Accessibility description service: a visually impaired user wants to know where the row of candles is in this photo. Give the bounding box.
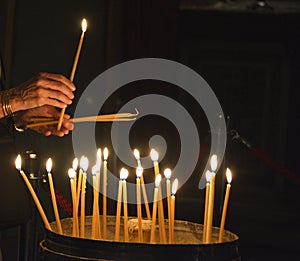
[14,149,232,244]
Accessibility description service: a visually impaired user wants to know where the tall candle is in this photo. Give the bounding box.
[114,169,124,241]
[150,174,161,243]
[103,147,108,239]
[170,178,178,244]
[150,149,166,243]
[136,166,143,242]
[58,18,87,130]
[46,158,62,234]
[206,154,218,243]
[134,149,151,220]
[15,155,52,231]
[202,170,212,243]
[121,168,129,242]
[68,168,78,237]
[164,168,172,243]
[72,158,78,189]
[218,168,232,242]
[76,156,85,214]
[80,156,88,238]
[91,165,100,239]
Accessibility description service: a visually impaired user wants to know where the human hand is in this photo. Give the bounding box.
[13,105,74,137]
[8,72,75,113]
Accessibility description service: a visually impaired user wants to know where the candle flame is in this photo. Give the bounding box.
[103,147,109,161]
[226,168,232,184]
[81,18,87,33]
[97,148,102,160]
[46,158,52,173]
[92,165,98,176]
[72,158,78,170]
[136,166,143,178]
[133,149,140,160]
[15,154,21,170]
[80,156,89,172]
[68,168,76,179]
[164,168,172,179]
[120,167,129,180]
[210,154,218,172]
[172,178,179,195]
[155,174,162,188]
[205,170,212,183]
[150,149,159,162]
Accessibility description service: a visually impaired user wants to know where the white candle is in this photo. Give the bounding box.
[121,168,129,242]
[91,165,101,239]
[46,158,62,234]
[202,170,212,243]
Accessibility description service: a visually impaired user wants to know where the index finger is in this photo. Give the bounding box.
[39,72,76,91]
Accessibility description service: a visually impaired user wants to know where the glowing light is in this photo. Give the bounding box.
[120,168,129,180]
[46,158,52,173]
[81,18,87,33]
[72,158,78,170]
[133,149,140,160]
[164,168,172,180]
[103,147,109,161]
[15,154,21,170]
[226,168,232,184]
[136,166,143,178]
[150,149,159,162]
[205,170,212,183]
[210,154,218,172]
[172,178,178,195]
[155,174,162,188]
[68,168,76,179]
[80,156,89,172]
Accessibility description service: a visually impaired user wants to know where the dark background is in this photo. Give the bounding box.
[1,0,300,260]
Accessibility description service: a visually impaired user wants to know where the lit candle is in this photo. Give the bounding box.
[76,156,85,215]
[134,149,151,220]
[80,156,88,238]
[46,158,62,234]
[136,166,143,242]
[164,168,172,243]
[103,147,108,239]
[150,174,161,243]
[15,155,52,231]
[68,168,78,237]
[58,18,87,130]
[72,158,78,188]
[170,178,178,244]
[91,165,101,239]
[218,168,232,242]
[206,154,218,243]
[202,170,212,243]
[114,168,125,241]
[122,168,129,242]
[150,149,166,243]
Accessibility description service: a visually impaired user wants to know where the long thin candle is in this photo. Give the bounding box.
[114,177,123,241]
[170,178,178,244]
[80,157,88,238]
[15,155,52,231]
[46,158,62,234]
[134,149,151,220]
[103,147,108,239]
[58,18,87,130]
[91,166,98,239]
[202,171,212,243]
[136,167,143,242]
[218,168,232,242]
[68,168,78,237]
[164,168,172,243]
[205,155,218,243]
[122,168,129,242]
[150,174,161,243]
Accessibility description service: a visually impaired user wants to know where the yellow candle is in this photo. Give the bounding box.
[219,168,232,242]
[76,156,85,214]
[202,171,212,243]
[134,149,151,220]
[91,165,98,239]
[58,18,87,130]
[150,149,166,244]
[114,176,123,241]
[46,158,62,234]
[80,156,88,238]
[205,154,218,243]
[72,158,78,190]
[103,147,108,239]
[95,149,102,239]
[136,167,143,242]
[122,168,129,242]
[150,174,161,243]
[164,168,172,243]
[15,155,52,231]
[68,168,78,237]
[170,178,178,244]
